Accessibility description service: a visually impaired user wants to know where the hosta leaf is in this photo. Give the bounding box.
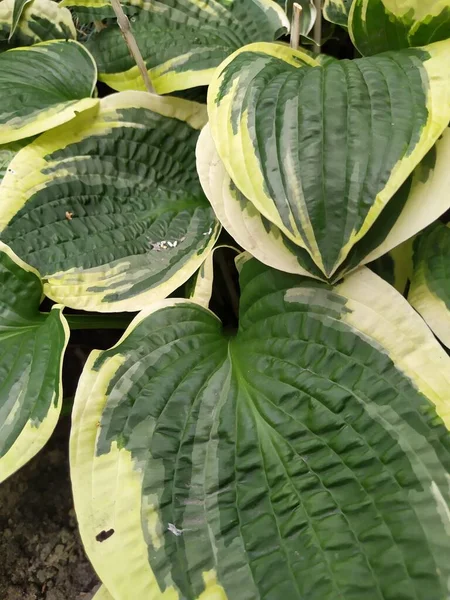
[93,586,114,600]
[0,138,33,185]
[197,124,324,280]
[71,256,450,600]
[409,222,450,349]
[367,238,413,294]
[349,0,450,56]
[78,0,289,94]
[186,244,239,309]
[0,0,76,48]
[0,242,69,483]
[10,0,33,38]
[323,0,353,26]
[0,91,220,312]
[283,0,317,35]
[359,128,450,267]
[208,41,450,279]
[0,39,98,144]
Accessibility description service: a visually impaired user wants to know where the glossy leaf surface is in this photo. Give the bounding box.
[0,92,220,312]
[71,257,450,600]
[0,242,69,483]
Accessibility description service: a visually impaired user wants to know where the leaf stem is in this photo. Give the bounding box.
[313,0,322,54]
[109,0,155,93]
[290,3,303,50]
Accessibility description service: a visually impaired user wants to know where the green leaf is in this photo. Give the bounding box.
[409,221,450,349]
[71,256,450,599]
[75,0,290,93]
[323,0,354,26]
[367,238,413,294]
[186,244,239,309]
[354,128,450,270]
[93,586,114,600]
[0,138,33,185]
[9,0,33,39]
[283,0,317,36]
[0,0,76,49]
[0,39,98,144]
[0,91,220,312]
[208,41,450,279]
[349,0,450,56]
[0,242,69,483]
[197,123,325,281]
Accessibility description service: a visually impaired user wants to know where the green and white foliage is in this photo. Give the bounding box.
[0,0,76,49]
[409,222,450,349]
[279,0,317,37]
[62,0,289,94]
[0,242,69,483]
[349,0,450,56]
[207,41,450,281]
[71,256,450,600]
[323,0,354,27]
[0,39,98,143]
[0,91,220,312]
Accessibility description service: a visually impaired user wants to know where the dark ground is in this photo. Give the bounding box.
[0,327,125,600]
[0,416,101,600]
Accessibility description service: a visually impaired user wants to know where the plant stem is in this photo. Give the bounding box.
[290,3,303,50]
[109,0,155,93]
[313,0,322,54]
[62,314,133,330]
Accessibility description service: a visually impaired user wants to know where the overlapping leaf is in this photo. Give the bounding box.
[0,242,69,483]
[409,222,450,349]
[197,123,324,280]
[0,91,220,312]
[0,0,76,49]
[323,0,353,26]
[71,256,450,600]
[349,0,450,56]
[0,39,98,144]
[208,41,450,280]
[63,0,290,94]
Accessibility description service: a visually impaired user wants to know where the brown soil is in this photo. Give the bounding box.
[0,416,101,600]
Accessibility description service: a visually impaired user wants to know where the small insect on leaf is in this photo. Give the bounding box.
[95,529,115,542]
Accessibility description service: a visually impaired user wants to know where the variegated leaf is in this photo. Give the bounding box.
[0,0,76,49]
[0,39,98,144]
[71,256,450,600]
[349,0,450,56]
[63,0,289,94]
[409,221,450,349]
[323,0,354,26]
[0,242,69,483]
[196,124,324,280]
[208,41,450,279]
[0,92,220,312]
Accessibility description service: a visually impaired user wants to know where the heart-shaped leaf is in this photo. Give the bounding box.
[0,39,98,144]
[349,0,450,56]
[0,0,76,49]
[208,41,450,279]
[0,242,69,483]
[197,123,325,280]
[64,0,289,93]
[409,221,450,349]
[0,91,220,312]
[71,256,450,599]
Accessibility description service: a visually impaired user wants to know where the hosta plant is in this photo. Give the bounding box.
[1,0,450,599]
